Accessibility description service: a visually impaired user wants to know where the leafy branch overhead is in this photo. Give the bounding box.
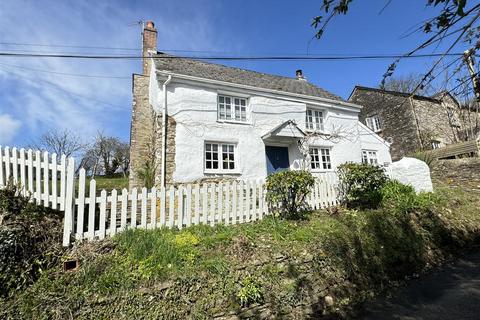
[312,0,480,98]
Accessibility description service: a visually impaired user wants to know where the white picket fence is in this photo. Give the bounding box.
[0,146,340,246]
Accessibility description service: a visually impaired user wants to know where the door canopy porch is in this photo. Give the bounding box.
[262,120,306,144]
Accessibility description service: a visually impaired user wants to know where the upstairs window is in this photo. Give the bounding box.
[310,147,332,170]
[431,140,441,149]
[366,115,382,132]
[306,108,324,131]
[362,150,378,165]
[205,142,236,172]
[218,95,247,122]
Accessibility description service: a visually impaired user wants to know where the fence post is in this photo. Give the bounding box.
[62,157,75,246]
[0,146,4,186]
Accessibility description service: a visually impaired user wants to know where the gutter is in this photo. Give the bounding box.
[161,75,172,188]
[155,71,362,112]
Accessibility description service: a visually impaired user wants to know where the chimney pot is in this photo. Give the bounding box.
[296,69,306,81]
[145,20,155,30]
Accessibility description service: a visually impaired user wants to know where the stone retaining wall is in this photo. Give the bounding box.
[431,158,480,187]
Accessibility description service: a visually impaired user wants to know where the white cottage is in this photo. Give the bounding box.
[129,21,391,188]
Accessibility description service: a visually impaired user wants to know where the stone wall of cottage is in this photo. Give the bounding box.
[411,98,462,148]
[350,90,422,160]
[129,74,155,189]
[129,74,177,189]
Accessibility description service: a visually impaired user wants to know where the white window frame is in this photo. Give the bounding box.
[204,142,239,174]
[309,147,332,171]
[431,140,441,149]
[365,115,382,133]
[217,94,248,123]
[362,150,378,165]
[305,107,325,132]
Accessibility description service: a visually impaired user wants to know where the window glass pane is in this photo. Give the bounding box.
[206,161,212,169]
[219,96,224,103]
[213,161,218,169]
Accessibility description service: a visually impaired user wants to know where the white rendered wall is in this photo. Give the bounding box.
[386,157,433,192]
[154,79,392,183]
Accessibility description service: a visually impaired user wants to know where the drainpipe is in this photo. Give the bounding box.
[161,75,172,188]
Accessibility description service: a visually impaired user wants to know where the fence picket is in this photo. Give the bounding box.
[238,181,244,224]
[12,147,18,185]
[43,151,49,207]
[19,149,26,195]
[76,168,86,240]
[87,179,96,240]
[217,182,223,224]
[110,189,118,236]
[251,180,257,221]
[194,184,200,225]
[258,180,264,219]
[51,154,58,210]
[141,187,147,228]
[177,185,184,229]
[27,149,33,195]
[209,183,216,226]
[62,157,75,246]
[35,151,41,204]
[99,190,107,240]
[5,147,10,184]
[224,182,230,225]
[150,187,157,229]
[168,185,175,228]
[59,155,66,211]
[232,181,238,225]
[202,183,208,225]
[131,188,138,228]
[160,186,166,226]
[185,184,192,227]
[121,188,128,230]
[245,181,251,223]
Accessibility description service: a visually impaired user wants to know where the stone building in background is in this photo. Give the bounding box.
[348,86,476,160]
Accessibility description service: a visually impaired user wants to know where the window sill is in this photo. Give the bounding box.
[217,120,251,126]
[305,129,327,135]
[311,169,334,173]
[204,170,242,175]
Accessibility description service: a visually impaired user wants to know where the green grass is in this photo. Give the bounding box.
[2,181,480,319]
[86,175,129,191]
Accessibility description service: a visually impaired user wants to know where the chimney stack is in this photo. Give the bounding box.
[142,20,157,75]
[295,69,306,81]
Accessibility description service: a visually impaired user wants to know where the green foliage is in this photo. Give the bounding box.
[337,163,389,208]
[410,151,437,169]
[265,170,315,219]
[0,181,64,297]
[237,276,263,306]
[136,158,156,189]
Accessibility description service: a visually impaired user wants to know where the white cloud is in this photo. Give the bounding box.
[0,113,21,145]
[0,0,241,145]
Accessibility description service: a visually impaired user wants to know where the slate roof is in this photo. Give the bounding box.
[349,86,440,103]
[153,52,345,102]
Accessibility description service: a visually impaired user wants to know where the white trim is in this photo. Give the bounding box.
[203,141,240,175]
[156,71,362,113]
[309,146,332,172]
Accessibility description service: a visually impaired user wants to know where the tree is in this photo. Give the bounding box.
[81,133,129,177]
[381,73,429,95]
[311,1,480,96]
[30,129,87,158]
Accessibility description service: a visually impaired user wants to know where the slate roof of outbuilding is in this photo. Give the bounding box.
[153,52,345,102]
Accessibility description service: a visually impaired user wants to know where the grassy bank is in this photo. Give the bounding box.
[2,181,480,319]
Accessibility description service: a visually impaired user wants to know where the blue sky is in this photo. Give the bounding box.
[0,0,469,146]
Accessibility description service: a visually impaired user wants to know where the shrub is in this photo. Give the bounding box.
[265,170,315,219]
[380,180,436,214]
[337,163,389,208]
[410,151,436,168]
[0,182,64,297]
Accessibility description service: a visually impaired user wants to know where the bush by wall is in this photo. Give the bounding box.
[265,170,315,219]
[337,163,389,208]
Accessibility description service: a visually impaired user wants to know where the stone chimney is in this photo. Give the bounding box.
[142,20,157,75]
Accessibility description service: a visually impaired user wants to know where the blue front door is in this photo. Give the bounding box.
[265,146,290,175]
